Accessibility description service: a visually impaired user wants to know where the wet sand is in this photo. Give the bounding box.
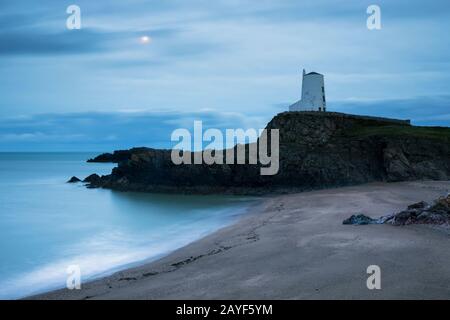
[31,181,450,299]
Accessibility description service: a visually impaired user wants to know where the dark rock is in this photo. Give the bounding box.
[83,174,102,184]
[429,195,450,212]
[416,211,448,224]
[87,153,115,163]
[389,209,417,226]
[67,176,81,183]
[407,201,428,210]
[87,147,150,163]
[388,194,450,226]
[344,194,450,227]
[343,214,378,225]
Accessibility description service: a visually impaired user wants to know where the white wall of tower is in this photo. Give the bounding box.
[300,73,326,111]
[289,70,326,112]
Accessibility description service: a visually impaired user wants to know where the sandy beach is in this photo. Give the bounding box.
[31,181,450,300]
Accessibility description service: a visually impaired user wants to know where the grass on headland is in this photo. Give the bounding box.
[346,125,450,141]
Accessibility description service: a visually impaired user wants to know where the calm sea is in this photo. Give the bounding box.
[0,152,254,299]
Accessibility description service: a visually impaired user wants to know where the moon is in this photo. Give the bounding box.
[139,36,151,44]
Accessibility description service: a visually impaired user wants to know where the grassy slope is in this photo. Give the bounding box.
[346,125,450,141]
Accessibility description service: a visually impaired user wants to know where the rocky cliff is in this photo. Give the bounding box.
[84,112,450,194]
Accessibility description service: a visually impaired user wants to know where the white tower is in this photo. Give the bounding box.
[289,69,326,112]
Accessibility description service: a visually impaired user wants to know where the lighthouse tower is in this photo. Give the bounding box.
[289,69,326,112]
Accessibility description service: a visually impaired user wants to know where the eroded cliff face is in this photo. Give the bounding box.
[266,112,450,186]
[85,112,450,194]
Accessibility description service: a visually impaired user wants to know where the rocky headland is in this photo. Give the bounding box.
[80,111,450,195]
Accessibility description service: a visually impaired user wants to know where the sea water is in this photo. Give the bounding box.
[0,152,254,299]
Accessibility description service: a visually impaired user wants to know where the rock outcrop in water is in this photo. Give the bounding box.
[67,176,81,183]
[83,112,450,194]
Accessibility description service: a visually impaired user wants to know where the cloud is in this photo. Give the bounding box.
[331,95,450,126]
[0,0,449,123]
[0,110,266,151]
[0,29,105,55]
[0,27,181,56]
[1,95,449,152]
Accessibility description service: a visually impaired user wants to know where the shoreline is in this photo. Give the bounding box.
[30,181,450,300]
[14,196,257,300]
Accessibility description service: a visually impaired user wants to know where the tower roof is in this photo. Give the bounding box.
[305,71,322,76]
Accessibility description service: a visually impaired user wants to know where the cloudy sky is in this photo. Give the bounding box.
[1,0,449,151]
